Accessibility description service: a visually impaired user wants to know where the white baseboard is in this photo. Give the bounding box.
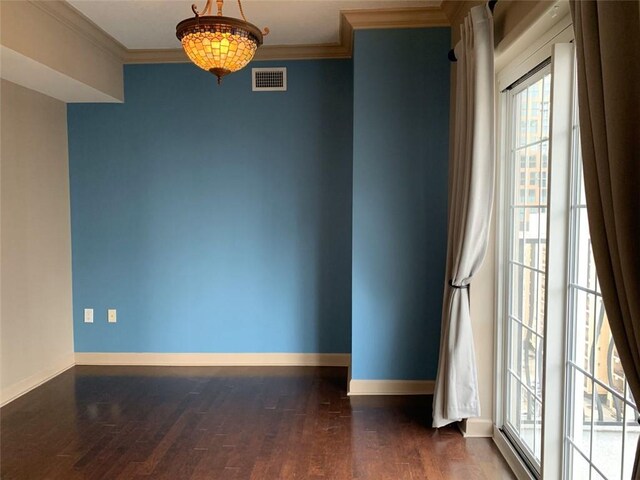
[1,353,75,407]
[74,352,351,367]
[458,418,494,438]
[492,425,535,480]
[348,379,434,395]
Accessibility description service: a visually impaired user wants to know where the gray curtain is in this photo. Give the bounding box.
[570,1,640,477]
[432,4,495,428]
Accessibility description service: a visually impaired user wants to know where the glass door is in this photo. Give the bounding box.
[502,63,552,475]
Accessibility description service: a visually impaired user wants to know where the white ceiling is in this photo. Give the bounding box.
[68,0,442,49]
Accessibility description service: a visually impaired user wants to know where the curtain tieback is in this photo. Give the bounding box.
[449,280,470,289]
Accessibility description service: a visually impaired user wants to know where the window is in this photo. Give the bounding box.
[529,119,539,135]
[498,43,638,480]
[542,101,550,137]
[530,172,539,186]
[564,71,640,480]
[518,189,526,204]
[502,66,551,473]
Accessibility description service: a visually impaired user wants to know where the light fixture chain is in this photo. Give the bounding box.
[237,0,248,22]
[191,0,213,16]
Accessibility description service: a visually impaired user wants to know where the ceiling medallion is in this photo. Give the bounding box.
[176,0,269,84]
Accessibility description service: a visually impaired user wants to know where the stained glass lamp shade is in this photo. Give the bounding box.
[176,0,266,84]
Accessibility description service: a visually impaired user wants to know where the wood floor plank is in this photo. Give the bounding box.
[1,366,515,480]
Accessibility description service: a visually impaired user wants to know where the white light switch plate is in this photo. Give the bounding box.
[108,309,117,323]
[84,308,94,323]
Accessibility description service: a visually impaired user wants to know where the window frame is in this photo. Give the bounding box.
[500,64,553,476]
[493,16,575,480]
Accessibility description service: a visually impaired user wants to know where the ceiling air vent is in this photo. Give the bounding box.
[252,67,287,91]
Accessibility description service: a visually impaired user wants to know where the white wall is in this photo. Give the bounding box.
[1,79,75,405]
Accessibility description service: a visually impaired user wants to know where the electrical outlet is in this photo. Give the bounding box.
[84,308,94,323]
[108,309,117,323]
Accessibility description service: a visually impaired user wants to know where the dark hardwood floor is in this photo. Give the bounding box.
[1,366,514,479]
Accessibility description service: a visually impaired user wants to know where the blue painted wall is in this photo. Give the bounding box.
[68,61,353,353]
[351,28,450,380]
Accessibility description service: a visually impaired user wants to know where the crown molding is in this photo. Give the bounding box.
[49,2,451,64]
[28,0,127,63]
[339,13,355,59]
[256,43,351,61]
[341,6,449,30]
[124,43,352,64]
[125,49,188,64]
[440,0,458,22]
[121,6,451,64]
[440,0,467,26]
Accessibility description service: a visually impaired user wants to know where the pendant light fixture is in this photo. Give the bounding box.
[176,0,269,85]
